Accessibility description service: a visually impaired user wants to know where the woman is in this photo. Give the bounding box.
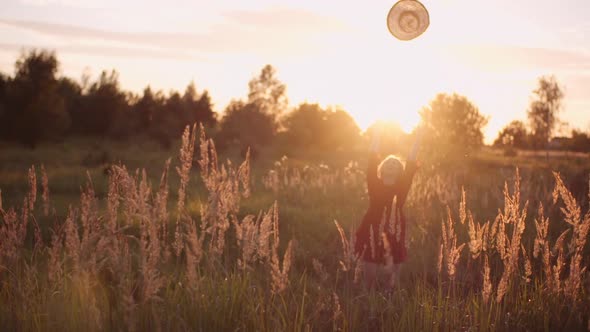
[355,126,420,289]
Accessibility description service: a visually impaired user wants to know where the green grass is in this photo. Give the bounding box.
[1,140,590,331]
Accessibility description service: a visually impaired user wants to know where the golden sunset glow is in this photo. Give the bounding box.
[1,0,589,140]
[3,1,590,330]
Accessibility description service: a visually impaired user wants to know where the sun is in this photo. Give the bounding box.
[333,21,450,134]
[280,0,462,135]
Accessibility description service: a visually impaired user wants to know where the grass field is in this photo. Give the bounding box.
[1,127,590,331]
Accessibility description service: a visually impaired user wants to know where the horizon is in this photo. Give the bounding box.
[1,0,589,142]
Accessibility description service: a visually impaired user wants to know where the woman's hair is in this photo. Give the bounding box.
[377,155,404,186]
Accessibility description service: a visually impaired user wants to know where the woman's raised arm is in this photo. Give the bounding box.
[397,130,422,207]
[407,128,423,162]
[367,127,383,193]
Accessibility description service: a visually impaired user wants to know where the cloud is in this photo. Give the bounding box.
[442,44,590,72]
[222,7,346,32]
[0,42,208,62]
[0,7,347,58]
[18,0,115,9]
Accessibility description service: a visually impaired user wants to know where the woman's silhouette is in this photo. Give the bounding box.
[355,125,420,289]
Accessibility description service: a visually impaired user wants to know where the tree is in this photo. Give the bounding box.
[569,130,590,152]
[282,103,326,147]
[58,77,83,134]
[247,64,288,117]
[282,103,361,152]
[182,82,216,127]
[75,70,129,138]
[494,120,529,149]
[419,93,489,160]
[0,73,9,140]
[322,107,361,151]
[217,100,277,152]
[527,75,564,150]
[135,86,162,131]
[216,65,287,153]
[4,50,70,147]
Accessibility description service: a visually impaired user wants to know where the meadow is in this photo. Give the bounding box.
[1,125,590,331]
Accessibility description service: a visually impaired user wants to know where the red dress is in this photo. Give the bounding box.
[354,152,417,264]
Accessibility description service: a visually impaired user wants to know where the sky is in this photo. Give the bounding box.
[1,0,589,142]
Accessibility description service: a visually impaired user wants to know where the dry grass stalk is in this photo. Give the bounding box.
[334,220,351,271]
[468,212,488,259]
[102,164,164,303]
[272,200,279,246]
[258,209,274,262]
[174,125,197,257]
[237,148,251,198]
[233,207,273,271]
[47,225,64,285]
[78,175,103,276]
[155,159,172,262]
[119,240,137,332]
[270,239,294,294]
[104,166,122,265]
[262,159,362,196]
[333,292,342,324]
[522,245,532,283]
[501,169,522,224]
[28,165,37,210]
[533,204,553,289]
[106,166,121,225]
[21,199,30,245]
[233,214,253,270]
[139,211,163,303]
[483,254,492,303]
[487,215,500,254]
[441,207,465,281]
[176,124,197,215]
[64,206,81,272]
[496,172,528,303]
[31,214,44,254]
[194,125,251,264]
[40,164,49,216]
[495,216,507,260]
[0,208,21,266]
[552,172,581,230]
[72,270,103,329]
[198,123,213,187]
[552,229,569,294]
[552,172,590,300]
[79,174,100,255]
[0,124,291,329]
[334,220,361,282]
[459,187,467,225]
[185,216,204,284]
[437,243,443,276]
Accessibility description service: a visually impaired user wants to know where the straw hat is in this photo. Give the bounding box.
[386,0,430,41]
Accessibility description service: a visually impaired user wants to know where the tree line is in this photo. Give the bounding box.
[0,50,215,149]
[2,49,585,159]
[494,76,590,153]
[0,50,362,155]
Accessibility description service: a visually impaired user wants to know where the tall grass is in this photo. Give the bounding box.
[1,126,589,331]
